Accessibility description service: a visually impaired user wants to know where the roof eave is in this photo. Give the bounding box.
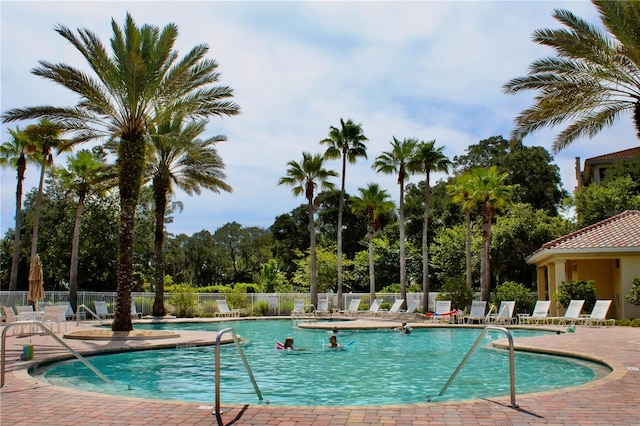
[526,246,640,265]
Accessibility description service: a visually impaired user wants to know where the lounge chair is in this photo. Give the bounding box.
[464,300,487,324]
[403,300,420,315]
[291,299,306,315]
[94,301,114,319]
[584,300,615,327]
[427,300,453,322]
[131,301,141,319]
[360,299,382,316]
[487,301,515,325]
[340,299,361,315]
[548,299,584,325]
[315,299,330,315]
[43,304,66,332]
[1,306,26,335]
[385,299,405,316]
[215,299,239,317]
[518,300,551,325]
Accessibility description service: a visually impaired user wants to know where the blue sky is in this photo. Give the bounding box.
[1,1,637,238]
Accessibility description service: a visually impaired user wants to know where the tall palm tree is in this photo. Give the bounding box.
[23,120,66,298]
[447,171,478,290]
[1,14,240,331]
[408,140,451,313]
[278,152,336,308]
[320,118,368,310]
[0,126,38,291]
[148,115,231,317]
[351,183,395,304]
[469,166,513,302]
[503,0,640,152]
[54,150,113,313]
[372,137,417,305]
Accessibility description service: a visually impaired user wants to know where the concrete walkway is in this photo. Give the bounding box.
[0,319,639,425]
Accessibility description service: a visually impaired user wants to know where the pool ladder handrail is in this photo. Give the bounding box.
[75,304,102,325]
[1,320,112,387]
[438,325,518,408]
[214,327,262,425]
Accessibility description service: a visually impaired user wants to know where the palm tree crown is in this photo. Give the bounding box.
[503,0,640,152]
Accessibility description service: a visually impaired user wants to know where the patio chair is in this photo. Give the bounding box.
[384,299,405,316]
[339,299,361,315]
[43,304,67,333]
[291,299,306,315]
[584,300,615,327]
[464,300,487,324]
[215,299,240,317]
[360,299,382,316]
[548,300,585,325]
[518,300,551,325]
[427,300,454,322]
[94,301,114,319]
[487,301,515,325]
[315,299,330,315]
[1,306,27,335]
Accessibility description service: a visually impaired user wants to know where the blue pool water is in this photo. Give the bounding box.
[39,320,609,406]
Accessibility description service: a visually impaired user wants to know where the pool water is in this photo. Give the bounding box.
[38,320,609,406]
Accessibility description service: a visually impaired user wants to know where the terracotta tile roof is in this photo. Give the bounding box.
[584,147,640,163]
[541,210,640,250]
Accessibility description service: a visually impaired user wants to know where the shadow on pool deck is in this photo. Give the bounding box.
[1,318,639,425]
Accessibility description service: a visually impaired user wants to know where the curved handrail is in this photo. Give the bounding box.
[1,320,111,387]
[214,327,262,425]
[75,304,102,326]
[438,325,517,408]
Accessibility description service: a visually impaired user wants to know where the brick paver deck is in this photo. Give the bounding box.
[1,318,638,425]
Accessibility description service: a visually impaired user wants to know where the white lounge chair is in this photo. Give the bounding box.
[361,299,382,316]
[94,301,114,319]
[518,300,551,325]
[428,300,453,322]
[385,299,405,315]
[215,299,239,317]
[315,299,330,315]
[340,299,361,315]
[464,300,487,324]
[291,299,306,315]
[403,300,420,315]
[584,300,615,327]
[488,301,515,325]
[548,299,585,325]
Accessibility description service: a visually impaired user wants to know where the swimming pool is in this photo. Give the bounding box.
[38,320,609,406]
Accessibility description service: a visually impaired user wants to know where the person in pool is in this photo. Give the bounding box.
[328,335,342,348]
[397,322,412,334]
[284,337,295,350]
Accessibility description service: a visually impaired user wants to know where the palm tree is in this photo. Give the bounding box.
[1,14,240,331]
[0,126,38,291]
[148,115,231,317]
[503,1,640,152]
[372,137,417,305]
[23,120,67,299]
[469,166,513,302]
[351,183,395,304]
[54,150,113,313]
[320,118,368,310]
[447,171,478,290]
[408,140,451,313]
[278,152,336,308]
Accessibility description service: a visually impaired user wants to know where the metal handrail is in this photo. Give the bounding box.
[214,327,262,425]
[438,325,518,408]
[75,304,102,325]
[1,320,112,387]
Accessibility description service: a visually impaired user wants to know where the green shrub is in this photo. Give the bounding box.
[437,275,474,312]
[493,281,536,314]
[630,318,640,327]
[168,284,199,317]
[616,318,630,326]
[253,300,270,316]
[624,275,640,305]
[380,301,392,311]
[553,279,597,313]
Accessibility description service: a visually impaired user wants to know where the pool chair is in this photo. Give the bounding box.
[548,299,584,325]
[487,301,515,325]
[43,304,67,333]
[131,301,141,319]
[360,299,382,316]
[464,300,487,324]
[402,299,420,315]
[427,300,453,323]
[315,299,330,315]
[215,299,240,317]
[518,300,551,325]
[1,306,28,335]
[291,299,306,316]
[340,299,361,315]
[384,299,405,316]
[94,301,114,319]
[584,300,615,327]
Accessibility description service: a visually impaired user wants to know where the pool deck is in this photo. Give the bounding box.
[1,317,639,425]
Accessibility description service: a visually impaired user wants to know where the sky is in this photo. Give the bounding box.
[1,0,637,238]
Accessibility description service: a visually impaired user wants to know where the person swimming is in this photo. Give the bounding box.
[328,335,342,348]
[284,337,295,350]
[398,322,412,334]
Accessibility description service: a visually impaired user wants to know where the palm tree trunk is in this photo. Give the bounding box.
[69,191,85,313]
[480,204,493,302]
[152,182,168,317]
[8,154,25,291]
[29,155,48,263]
[308,199,318,309]
[368,224,376,305]
[465,209,472,290]
[336,156,347,310]
[399,178,407,306]
[421,172,430,314]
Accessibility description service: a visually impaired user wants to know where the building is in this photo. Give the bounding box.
[526,210,640,320]
[575,146,640,190]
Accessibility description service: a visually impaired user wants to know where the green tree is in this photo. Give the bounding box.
[430,223,481,291]
[148,116,231,316]
[373,137,417,306]
[351,183,395,304]
[2,14,240,330]
[503,1,640,151]
[470,166,513,301]
[408,140,452,312]
[53,149,113,312]
[320,118,368,310]
[0,126,39,291]
[278,152,337,308]
[574,176,640,227]
[269,206,309,280]
[292,245,351,294]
